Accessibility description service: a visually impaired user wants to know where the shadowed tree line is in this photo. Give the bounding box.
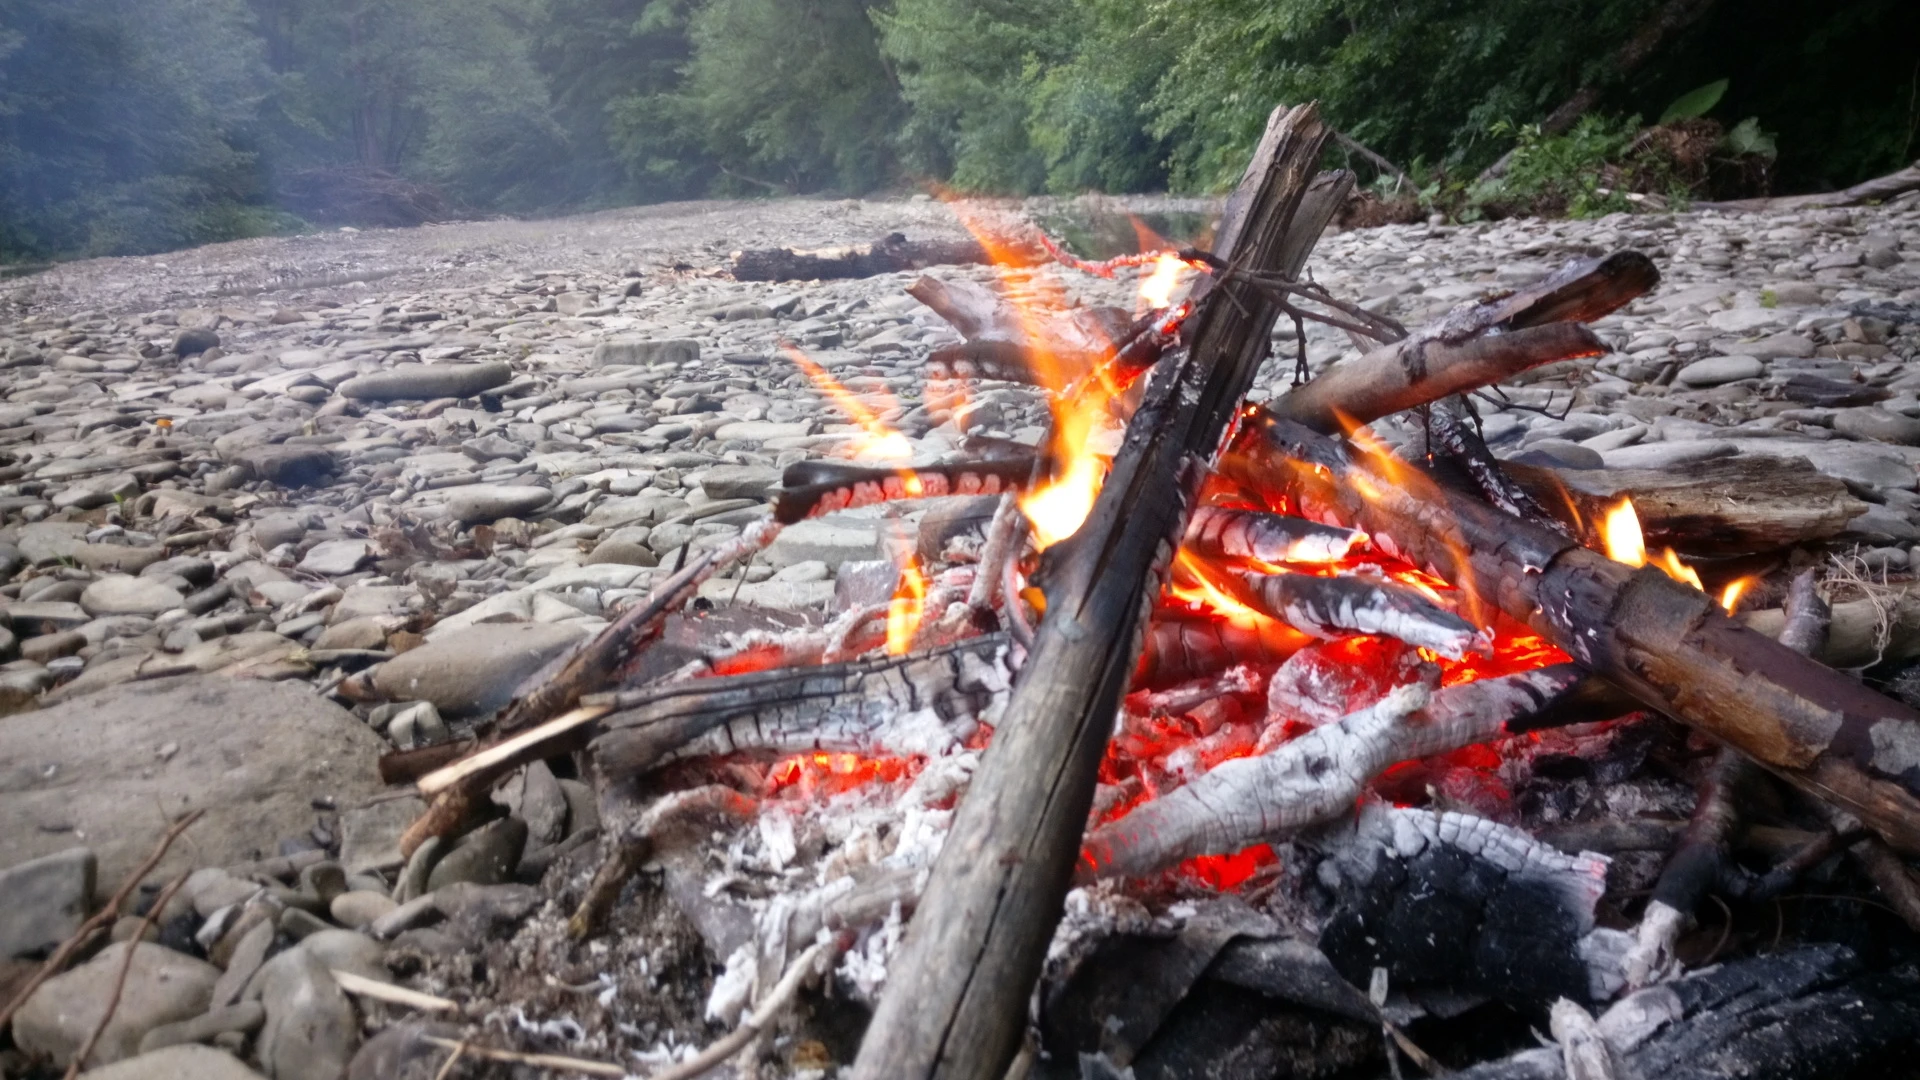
[1,0,1915,260]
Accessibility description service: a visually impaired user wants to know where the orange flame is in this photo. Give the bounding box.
[886,556,928,655]
[1137,253,1190,313]
[1167,550,1271,627]
[1601,497,1706,591]
[783,346,916,466]
[935,198,1119,549]
[768,751,913,798]
[1719,576,1753,615]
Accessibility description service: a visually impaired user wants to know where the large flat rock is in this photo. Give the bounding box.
[0,676,388,885]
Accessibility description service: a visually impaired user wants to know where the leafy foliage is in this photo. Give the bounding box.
[1,0,1915,260]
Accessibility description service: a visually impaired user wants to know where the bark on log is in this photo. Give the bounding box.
[1229,411,1920,855]
[1742,588,1920,669]
[850,103,1347,1080]
[732,233,1043,282]
[1504,456,1867,555]
[1267,251,1656,433]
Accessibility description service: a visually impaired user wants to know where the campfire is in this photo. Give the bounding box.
[396,104,1920,1078]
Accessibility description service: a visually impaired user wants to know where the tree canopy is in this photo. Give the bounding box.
[2,0,1914,260]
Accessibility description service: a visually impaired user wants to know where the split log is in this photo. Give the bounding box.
[731,233,1043,282]
[1082,667,1587,878]
[1505,456,1867,555]
[1225,567,1482,658]
[1266,250,1657,433]
[1230,411,1920,854]
[1135,613,1307,689]
[588,635,1013,778]
[1181,505,1365,565]
[850,103,1349,1080]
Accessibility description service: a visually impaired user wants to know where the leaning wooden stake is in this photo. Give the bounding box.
[851,102,1345,1080]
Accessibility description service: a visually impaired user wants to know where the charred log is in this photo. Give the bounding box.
[773,458,1033,523]
[1083,667,1589,879]
[588,635,1012,778]
[1182,505,1366,566]
[732,233,1042,282]
[1226,567,1483,658]
[1232,411,1920,855]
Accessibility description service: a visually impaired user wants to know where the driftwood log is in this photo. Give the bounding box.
[850,103,1349,1080]
[731,233,1043,282]
[1228,409,1920,854]
[1504,455,1868,555]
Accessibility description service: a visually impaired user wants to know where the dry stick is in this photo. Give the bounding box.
[0,808,205,1035]
[966,492,1023,615]
[63,871,190,1079]
[417,1037,627,1078]
[401,522,780,858]
[1235,414,1920,855]
[850,104,1348,1080]
[432,1040,468,1080]
[648,939,834,1080]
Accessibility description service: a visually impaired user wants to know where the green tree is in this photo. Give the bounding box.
[677,0,903,193]
[0,0,273,258]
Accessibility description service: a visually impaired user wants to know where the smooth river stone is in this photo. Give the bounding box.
[337,361,512,401]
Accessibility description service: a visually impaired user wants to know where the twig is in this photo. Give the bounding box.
[331,969,460,1012]
[433,1040,468,1080]
[1,809,205,1035]
[63,871,190,1078]
[966,492,1024,616]
[1332,128,1414,191]
[649,939,834,1080]
[418,1037,627,1078]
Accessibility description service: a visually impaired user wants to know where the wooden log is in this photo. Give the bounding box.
[1743,587,1920,669]
[732,233,1042,282]
[1504,456,1867,555]
[1694,160,1920,213]
[1229,410,1920,855]
[588,635,1012,777]
[1266,250,1656,433]
[849,103,1347,1080]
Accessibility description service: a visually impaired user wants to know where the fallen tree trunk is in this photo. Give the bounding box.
[850,103,1348,1080]
[1228,409,1920,854]
[732,233,1043,282]
[1694,160,1920,213]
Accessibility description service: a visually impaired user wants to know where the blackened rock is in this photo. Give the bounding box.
[238,445,336,487]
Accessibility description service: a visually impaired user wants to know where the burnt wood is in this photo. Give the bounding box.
[732,233,1041,282]
[1230,410,1920,855]
[850,103,1349,1080]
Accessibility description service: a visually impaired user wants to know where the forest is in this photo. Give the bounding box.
[1,0,1915,261]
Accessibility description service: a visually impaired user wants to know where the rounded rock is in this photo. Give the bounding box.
[79,575,185,617]
[441,485,552,526]
[1675,354,1765,388]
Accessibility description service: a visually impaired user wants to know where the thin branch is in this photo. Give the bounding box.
[63,871,191,1078]
[1,809,205,1035]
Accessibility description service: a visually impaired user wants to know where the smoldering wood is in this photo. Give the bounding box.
[771,458,1032,524]
[850,104,1348,1080]
[1232,410,1920,855]
[1134,613,1306,688]
[1504,456,1868,555]
[1227,566,1483,658]
[1182,505,1366,565]
[588,635,1012,778]
[731,233,1042,282]
[1451,943,1920,1080]
[1083,666,1588,879]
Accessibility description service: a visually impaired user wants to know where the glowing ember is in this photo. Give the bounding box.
[767,752,913,799]
[886,557,929,655]
[1166,549,1275,627]
[784,346,917,466]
